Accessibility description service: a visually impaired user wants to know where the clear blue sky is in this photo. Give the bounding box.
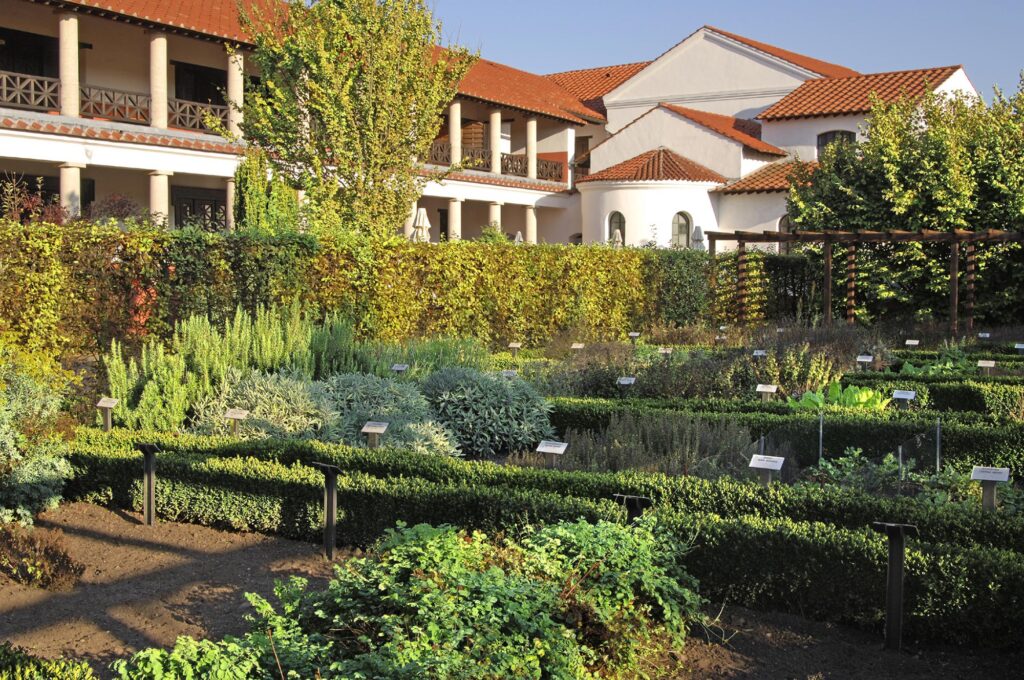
[431,0,1022,97]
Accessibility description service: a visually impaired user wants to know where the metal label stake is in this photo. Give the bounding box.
[96,397,119,432]
[871,522,919,651]
[135,443,160,526]
[310,462,343,560]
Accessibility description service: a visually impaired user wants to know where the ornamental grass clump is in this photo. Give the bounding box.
[111,520,703,679]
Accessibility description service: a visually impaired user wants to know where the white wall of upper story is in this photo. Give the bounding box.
[714,191,788,248]
[579,181,720,246]
[934,67,977,98]
[761,114,866,161]
[589,107,746,179]
[602,29,818,132]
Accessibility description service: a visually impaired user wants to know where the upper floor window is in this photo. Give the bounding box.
[672,212,692,248]
[608,211,625,243]
[0,27,58,78]
[816,130,856,158]
[173,62,228,105]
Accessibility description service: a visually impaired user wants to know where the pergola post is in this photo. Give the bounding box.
[965,241,976,333]
[737,240,747,325]
[845,243,857,325]
[950,239,960,336]
[823,237,833,327]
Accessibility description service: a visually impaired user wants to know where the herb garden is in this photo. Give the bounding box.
[1,220,1023,678]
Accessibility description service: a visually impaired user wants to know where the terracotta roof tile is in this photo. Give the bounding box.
[547,61,651,116]
[41,0,274,43]
[451,52,604,125]
[758,66,962,120]
[715,160,814,194]
[578,147,725,184]
[705,26,859,79]
[660,104,786,155]
[0,112,243,154]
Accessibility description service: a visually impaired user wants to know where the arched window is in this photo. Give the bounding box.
[816,130,856,158]
[608,211,626,243]
[671,212,692,248]
[778,214,794,254]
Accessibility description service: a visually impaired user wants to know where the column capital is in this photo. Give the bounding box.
[148,169,174,177]
[59,162,86,170]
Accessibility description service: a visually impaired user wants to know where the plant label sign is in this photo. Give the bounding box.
[617,377,637,386]
[892,390,917,402]
[905,339,920,347]
[361,421,389,435]
[752,350,768,358]
[749,455,785,471]
[570,343,585,351]
[1015,343,1024,351]
[628,332,641,340]
[658,347,673,355]
[978,332,992,339]
[971,466,1010,483]
[391,364,410,373]
[978,360,996,369]
[500,369,518,378]
[224,408,249,421]
[508,342,523,350]
[756,384,779,394]
[96,397,119,409]
[856,355,873,364]
[536,441,568,456]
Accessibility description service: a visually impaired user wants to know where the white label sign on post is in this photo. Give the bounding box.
[508,342,523,350]
[856,355,874,364]
[628,332,641,340]
[978,332,992,340]
[756,384,779,394]
[500,369,518,378]
[978,360,996,369]
[1015,343,1024,351]
[892,390,917,402]
[617,377,636,386]
[749,455,785,471]
[96,397,119,409]
[971,466,1010,483]
[536,441,568,456]
[224,408,249,421]
[905,339,920,347]
[570,343,585,351]
[391,364,410,373]
[658,347,673,356]
[752,350,768,358]
[361,422,389,435]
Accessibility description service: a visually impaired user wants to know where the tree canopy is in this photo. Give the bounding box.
[239,0,476,239]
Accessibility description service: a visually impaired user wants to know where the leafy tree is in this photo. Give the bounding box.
[239,0,475,239]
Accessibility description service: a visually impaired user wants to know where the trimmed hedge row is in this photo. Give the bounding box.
[664,511,1024,648]
[844,375,1024,419]
[67,429,1024,553]
[548,397,1024,473]
[63,439,619,547]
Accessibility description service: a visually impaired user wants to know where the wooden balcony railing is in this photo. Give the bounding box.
[429,140,452,165]
[501,153,529,177]
[169,98,229,133]
[462,145,489,168]
[80,85,150,124]
[537,159,564,182]
[0,69,59,112]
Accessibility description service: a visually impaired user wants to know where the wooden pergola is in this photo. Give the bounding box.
[704,229,1024,333]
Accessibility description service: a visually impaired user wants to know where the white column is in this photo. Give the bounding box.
[448,100,462,166]
[227,50,245,138]
[524,205,537,244]
[149,32,168,128]
[526,117,538,180]
[489,109,502,174]
[448,198,462,240]
[488,201,502,228]
[566,127,576,186]
[149,170,172,223]
[59,163,85,215]
[58,12,79,117]
[402,200,417,238]
[225,177,236,230]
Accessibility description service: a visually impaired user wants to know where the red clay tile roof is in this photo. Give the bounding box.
[705,26,859,79]
[715,160,814,194]
[0,112,244,154]
[429,169,571,193]
[578,147,725,184]
[547,61,652,116]
[455,55,605,125]
[660,104,786,155]
[38,0,271,43]
[758,66,963,120]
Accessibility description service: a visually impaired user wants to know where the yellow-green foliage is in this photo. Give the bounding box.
[712,250,767,325]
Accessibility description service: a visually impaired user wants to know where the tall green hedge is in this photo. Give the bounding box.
[0,220,716,355]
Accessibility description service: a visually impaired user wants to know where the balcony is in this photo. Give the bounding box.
[428,141,492,171]
[0,69,228,133]
[537,159,564,182]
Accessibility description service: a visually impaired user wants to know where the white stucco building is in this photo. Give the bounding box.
[0,5,976,244]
